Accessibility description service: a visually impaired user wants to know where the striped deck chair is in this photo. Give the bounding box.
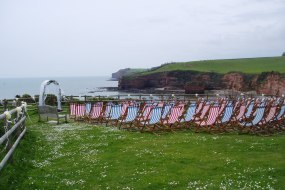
[105,104,122,126]
[216,102,235,132]
[177,103,197,129]
[218,100,228,116]
[231,102,248,128]
[161,103,173,119]
[121,101,130,116]
[138,106,163,132]
[256,103,278,133]
[193,102,211,122]
[269,103,285,131]
[244,101,255,119]
[195,100,206,115]
[118,105,140,129]
[85,102,92,115]
[194,104,220,132]
[238,103,266,133]
[159,105,184,130]
[88,103,103,123]
[69,103,77,118]
[99,102,113,123]
[136,104,154,123]
[75,104,86,121]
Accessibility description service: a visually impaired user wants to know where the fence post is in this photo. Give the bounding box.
[3,99,8,111]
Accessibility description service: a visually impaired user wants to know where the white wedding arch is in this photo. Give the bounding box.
[39,80,62,110]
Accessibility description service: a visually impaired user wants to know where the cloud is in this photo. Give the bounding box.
[0,0,284,77]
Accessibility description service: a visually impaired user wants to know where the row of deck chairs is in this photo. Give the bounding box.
[69,97,285,134]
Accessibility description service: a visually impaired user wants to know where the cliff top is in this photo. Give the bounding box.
[138,56,285,75]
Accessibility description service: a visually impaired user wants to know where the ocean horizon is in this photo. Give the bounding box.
[0,76,118,99]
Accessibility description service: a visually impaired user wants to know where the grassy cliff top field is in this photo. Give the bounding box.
[140,56,285,75]
[0,107,285,189]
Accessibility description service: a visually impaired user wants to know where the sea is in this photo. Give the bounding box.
[0,76,120,100]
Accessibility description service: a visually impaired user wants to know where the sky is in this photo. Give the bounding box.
[0,0,284,78]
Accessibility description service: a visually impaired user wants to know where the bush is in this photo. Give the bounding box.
[44,94,58,106]
[21,94,35,103]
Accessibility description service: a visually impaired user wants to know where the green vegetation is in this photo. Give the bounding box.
[128,68,147,73]
[140,56,285,75]
[0,108,285,189]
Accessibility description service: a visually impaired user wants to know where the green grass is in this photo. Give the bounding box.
[0,111,285,189]
[141,56,285,75]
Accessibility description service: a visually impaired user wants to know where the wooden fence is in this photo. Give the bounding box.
[0,104,26,172]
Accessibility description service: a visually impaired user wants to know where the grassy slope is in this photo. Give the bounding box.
[0,110,285,189]
[141,56,285,75]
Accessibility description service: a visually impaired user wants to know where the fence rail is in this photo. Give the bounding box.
[0,104,26,172]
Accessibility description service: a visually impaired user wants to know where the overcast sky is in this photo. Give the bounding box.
[0,0,284,78]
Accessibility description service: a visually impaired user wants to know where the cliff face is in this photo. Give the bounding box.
[112,68,132,80]
[255,73,285,95]
[119,71,285,95]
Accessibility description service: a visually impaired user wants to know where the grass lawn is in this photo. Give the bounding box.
[141,56,285,75]
[0,111,285,189]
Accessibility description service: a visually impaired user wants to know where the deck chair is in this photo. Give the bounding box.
[69,103,77,119]
[238,103,266,133]
[85,102,92,115]
[269,103,285,131]
[231,102,248,129]
[75,104,86,121]
[193,102,211,122]
[194,104,220,132]
[216,102,235,132]
[105,104,122,126]
[218,100,227,115]
[121,101,130,116]
[256,103,278,133]
[159,105,184,130]
[176,103,197,129]
[88,103,104,123]
[98,102,113,123]
[138,106,163,132]
[135,104,154,123]
[161,103,173,119]
[118,105,140,129]
[244,101,255,119]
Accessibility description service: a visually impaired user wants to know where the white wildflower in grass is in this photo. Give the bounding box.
[187,180,214,190]
[61,179,76,186]
[32,160,51,168]
[122,187,133,190]
[235,139,243,143]
[116,135,126,140]
[168,181,179,186]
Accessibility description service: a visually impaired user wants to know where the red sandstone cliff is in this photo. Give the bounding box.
[119,71,285,95]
